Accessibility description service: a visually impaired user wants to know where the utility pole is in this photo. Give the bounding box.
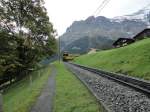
[88,31,92,51]
[58,37,61,63]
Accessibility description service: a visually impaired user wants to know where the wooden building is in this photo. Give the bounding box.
[113,28,150,48]
[133,28,150,40]
[113,38,135,48]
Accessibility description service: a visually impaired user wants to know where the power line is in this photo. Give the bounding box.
[94,0,111,16]
[93,0,108,15]
[95,0,111,16]
[93,0,111,16]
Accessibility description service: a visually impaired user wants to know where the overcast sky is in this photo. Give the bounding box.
[44,0,150,36]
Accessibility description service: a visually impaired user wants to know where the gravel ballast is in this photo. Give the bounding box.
[66,63,150,112]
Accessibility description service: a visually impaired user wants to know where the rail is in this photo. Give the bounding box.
[67,62,150,97]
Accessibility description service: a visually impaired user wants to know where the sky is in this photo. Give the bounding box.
[44,0,150,36]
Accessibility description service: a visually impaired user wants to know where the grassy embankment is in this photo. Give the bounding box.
[3,65,51,112]
[74,38,150,80]
[53,62,101,112]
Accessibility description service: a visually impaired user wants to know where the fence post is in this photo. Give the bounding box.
[0,93,3,112]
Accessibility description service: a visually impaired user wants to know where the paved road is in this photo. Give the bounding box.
[30,65,56,112]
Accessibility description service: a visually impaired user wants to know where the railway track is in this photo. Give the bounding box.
[68,62,150,97]
[65,62,150,112]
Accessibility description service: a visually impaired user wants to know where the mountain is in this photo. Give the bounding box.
[60,5,150,54]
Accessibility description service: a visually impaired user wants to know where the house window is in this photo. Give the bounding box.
[123,40,126,42]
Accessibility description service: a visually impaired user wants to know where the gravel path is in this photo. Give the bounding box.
[30,65,56,112]
[66,63,150,112]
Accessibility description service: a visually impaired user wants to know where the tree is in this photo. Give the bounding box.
[0,0,57,84]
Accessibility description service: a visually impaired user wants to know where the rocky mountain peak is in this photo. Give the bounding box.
[60,5,150,54]
[113,4,150,23]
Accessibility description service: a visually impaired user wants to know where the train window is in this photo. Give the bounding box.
[63,53,69,56]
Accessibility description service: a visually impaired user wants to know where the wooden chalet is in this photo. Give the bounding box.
[113,38,135,48]
[133,28,150,40]
[113,28,150,48]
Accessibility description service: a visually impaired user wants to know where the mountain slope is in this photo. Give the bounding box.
[63,36,113,54]
[60,5,150,53]
[74,38,150,80]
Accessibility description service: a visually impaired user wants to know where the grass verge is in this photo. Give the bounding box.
[53,62,100,112]
[74,38,150,80]
[3,65,51,112]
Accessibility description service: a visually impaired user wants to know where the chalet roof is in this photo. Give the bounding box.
[133,28,150,39]
[113,38,134,46]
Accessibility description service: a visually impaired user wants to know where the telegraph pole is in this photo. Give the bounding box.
[88,31,92,51]
[58,36,61,63]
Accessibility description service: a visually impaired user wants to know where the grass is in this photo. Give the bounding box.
[53,62,101,112]
[74,38,150,80]
[3,65,51,112]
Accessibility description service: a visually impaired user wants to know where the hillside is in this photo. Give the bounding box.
[74,38,150,80]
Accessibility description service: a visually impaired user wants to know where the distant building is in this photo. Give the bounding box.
[88,48,97,54]
[133,28,150,41]
[113,38,135,48]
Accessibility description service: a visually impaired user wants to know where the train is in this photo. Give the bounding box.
[62,52,79,62]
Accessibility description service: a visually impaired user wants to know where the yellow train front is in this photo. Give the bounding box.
[62,52,78,62]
